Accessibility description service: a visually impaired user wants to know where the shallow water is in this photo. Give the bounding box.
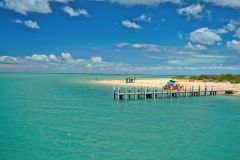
[0,73,239,160]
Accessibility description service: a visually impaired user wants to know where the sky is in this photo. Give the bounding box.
[0,0,240,75]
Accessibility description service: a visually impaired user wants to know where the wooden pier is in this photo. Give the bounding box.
[113,86,234,101]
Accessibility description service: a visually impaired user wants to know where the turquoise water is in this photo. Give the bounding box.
[0,73,240,160]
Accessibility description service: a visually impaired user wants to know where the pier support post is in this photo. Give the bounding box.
[192,86,194,96]
[156,88,157,98]
[170,86,173,98]
[117,87,120,101]
[185,86,187,97]
[144,86,147,99]
[138,89,140,99]
[128,88,131,99]
[162,87,164,99]
[113,87,116,99]
[125,87,127,100]
[211,86,213,96]
[153,87,156,99]
[178,85,180,96]
[198,85,201,96]
[205,85,207,96]
[135,87,137,100]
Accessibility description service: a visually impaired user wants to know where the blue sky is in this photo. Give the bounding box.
[0,0,240,74]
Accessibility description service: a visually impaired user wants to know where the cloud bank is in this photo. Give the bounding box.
[0,0,71,14]
[0,53,130,73]
[201,0,240,9]
[98,0,181,6]
[0,50,239,74]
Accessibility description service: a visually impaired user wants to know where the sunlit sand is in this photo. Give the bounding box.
[95,78,240,95]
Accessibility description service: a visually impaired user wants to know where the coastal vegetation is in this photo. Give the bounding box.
[173,74,240,84]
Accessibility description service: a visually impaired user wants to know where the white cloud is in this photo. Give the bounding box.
[189,27,222,45]
[214,28,228,34]
[14,19,22,23]
[29,54,49,61]
[13,19,40,29]
[185,42,207,51]
[0,0,71,15]
[177,4,204,19]
[214,20,240,34]
[224,20,239,31]
[91,57,102,63]
[115,42,177,53]
[116,43,129,47]
[0,51,238,74]
[130,43,176,53]
[63,6,89,17]
[0,53,131,73]
[99,0,181,6]
[128,42,233,69]
[49,54,58,61]
[178,33,183,39]
[91,47,101,50]
[134,14,151,22]
[0,56,18,63]
[24,20,40,29]
[132,43,159,48]
[201,0,240,8]
[122,20,142,29]
[131,43,162,52]
[227,40,240,53]
[61,52,72,60]
[233,28,240,38]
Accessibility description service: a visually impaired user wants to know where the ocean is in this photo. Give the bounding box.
[0,73,239,160]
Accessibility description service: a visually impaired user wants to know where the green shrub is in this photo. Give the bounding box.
[173,76,187,79]
[230,78,240,84]
[179,74,240,83]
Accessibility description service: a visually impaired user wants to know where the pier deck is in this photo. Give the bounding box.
[113,86,234,100]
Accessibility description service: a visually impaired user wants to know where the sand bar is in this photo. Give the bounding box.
[95,78,240,95]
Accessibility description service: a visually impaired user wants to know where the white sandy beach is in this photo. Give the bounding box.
[95,78,240,95]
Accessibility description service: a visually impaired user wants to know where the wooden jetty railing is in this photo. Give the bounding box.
[113,85,233,101]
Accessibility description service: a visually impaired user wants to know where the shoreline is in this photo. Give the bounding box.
[94,78,240,96]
